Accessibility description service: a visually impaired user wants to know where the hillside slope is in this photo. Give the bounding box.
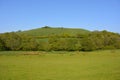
[18,27,90,37]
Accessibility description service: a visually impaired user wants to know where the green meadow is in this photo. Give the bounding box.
[18,27,90,37]
[0,50,120,80]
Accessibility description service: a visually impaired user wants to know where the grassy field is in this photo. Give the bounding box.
[18,27,90,37]
[0,50,120,80]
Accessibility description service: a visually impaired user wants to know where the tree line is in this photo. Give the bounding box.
[0,30,120,51]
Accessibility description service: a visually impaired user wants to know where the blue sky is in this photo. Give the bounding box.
[0,0,120,33]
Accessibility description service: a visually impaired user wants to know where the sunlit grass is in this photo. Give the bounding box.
[0,50,120,80]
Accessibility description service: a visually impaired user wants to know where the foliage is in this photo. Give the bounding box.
[0,32,21,50]
[20,34,38,51]
[41,26,51,28]
[81,31,120,51]
[48,38,81,51]
[0,37,5,51]
[37,39,50,51]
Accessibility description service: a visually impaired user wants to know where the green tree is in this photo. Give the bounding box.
[81,37,97,51]
[37,39,50,51]
[0,37,5,50]
[42,26,51,28]
[20,34,38,51]
[0,32,21,50]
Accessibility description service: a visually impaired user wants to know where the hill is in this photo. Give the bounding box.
[18,27,90,37]
[0,26,120,51]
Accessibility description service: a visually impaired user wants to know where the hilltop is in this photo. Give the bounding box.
[17,26,90,37]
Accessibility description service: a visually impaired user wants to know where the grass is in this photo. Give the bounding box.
[18,27,90,37]
[0,50,120,80]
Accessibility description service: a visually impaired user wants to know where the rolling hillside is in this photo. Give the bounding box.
[18,27,90,37]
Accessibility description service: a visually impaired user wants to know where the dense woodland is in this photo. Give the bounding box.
[0,27,120,51]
